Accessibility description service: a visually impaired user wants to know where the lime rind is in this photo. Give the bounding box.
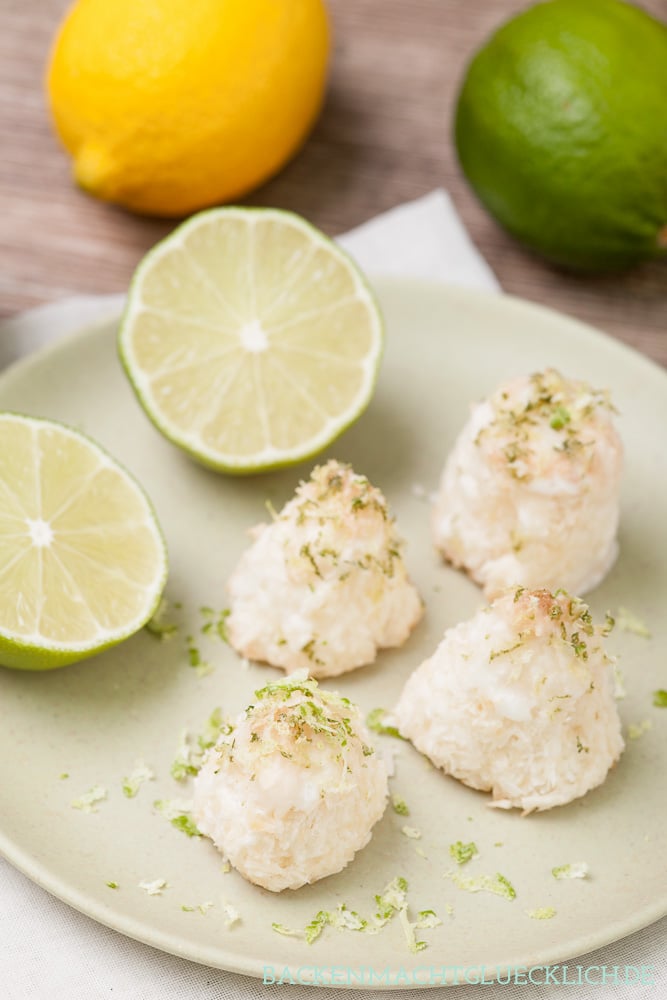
[118,207,384,474]
[0,412,168,671]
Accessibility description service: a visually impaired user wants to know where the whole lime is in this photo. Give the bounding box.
[455,0,667,272]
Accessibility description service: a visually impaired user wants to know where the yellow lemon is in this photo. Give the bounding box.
[46,0,330,217]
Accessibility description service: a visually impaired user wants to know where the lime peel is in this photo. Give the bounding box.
[269,876,440,953]
[71,785,107,813]
[445,869,516,900]
[449,841,479,865]
[122,760,154,798]
[552,862,589,880]
[616,607,652,639]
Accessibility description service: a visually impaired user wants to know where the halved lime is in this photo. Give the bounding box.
[0,414,167,670]
[118,208,384,473]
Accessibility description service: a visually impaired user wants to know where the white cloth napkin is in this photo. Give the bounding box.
[0,190,664,999]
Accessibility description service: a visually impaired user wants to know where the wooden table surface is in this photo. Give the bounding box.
[1,0,665,364]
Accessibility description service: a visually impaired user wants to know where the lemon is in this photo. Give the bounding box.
[0,415,167,671]
[455,0,667,272]
[46,0,329,216]
[119,207,384,473]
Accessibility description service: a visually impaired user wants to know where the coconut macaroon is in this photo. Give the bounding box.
[192,673,388,891]
[394,588,624,813]
[226,460,423,677]
[432,369,623,599]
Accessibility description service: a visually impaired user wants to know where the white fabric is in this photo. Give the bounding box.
[337,189,500,292]
[0,190,664,996]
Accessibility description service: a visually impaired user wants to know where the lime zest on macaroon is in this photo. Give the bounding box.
[180,902,215,915]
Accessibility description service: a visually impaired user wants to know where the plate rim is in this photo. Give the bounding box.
[2,825,666,986]
[1,276,665,392]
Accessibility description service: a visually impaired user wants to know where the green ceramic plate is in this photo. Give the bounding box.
[0,279,665,986]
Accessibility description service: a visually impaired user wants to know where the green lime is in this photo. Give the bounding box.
[0,414,167,670]
[455,0,667,272]
[119,207,384,474]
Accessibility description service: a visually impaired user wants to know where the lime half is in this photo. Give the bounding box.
[119,208,384,473]
[0,414,167,670]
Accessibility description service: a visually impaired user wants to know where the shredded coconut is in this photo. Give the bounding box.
[432,370,622,598]
[192,672,388,891]
[226,461,423,677]
[138,878,168,896]
[395,588,624,812]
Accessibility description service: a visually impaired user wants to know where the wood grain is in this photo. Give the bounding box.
[1,0,665,363]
